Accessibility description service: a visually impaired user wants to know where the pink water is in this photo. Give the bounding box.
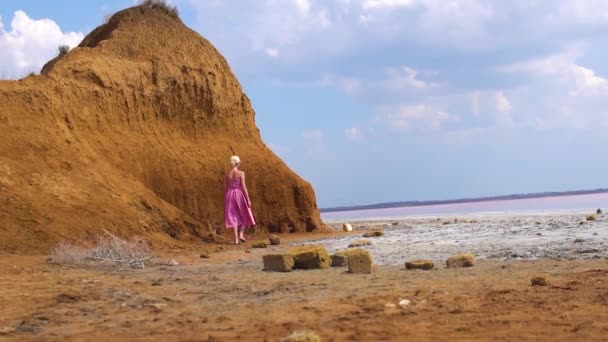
[321,193,608,221]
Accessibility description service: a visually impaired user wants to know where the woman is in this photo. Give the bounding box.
[224,155,256,244]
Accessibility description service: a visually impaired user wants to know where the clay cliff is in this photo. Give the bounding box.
[0,4,325,253]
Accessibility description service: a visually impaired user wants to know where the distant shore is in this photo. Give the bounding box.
[321,188,608,213]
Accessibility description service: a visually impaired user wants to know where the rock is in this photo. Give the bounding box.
[0,4,326,255]
[280,331,321,342]
[405,259,434,270]
[269,235,281,245]
[200,251,210,259]
[346,248,374,274]
[586,214,596,221]
[399,299,411,307]
[348,239,372,248]
[288,245,331,269]
[56,293,80,303]
[531,276,551,286]
[574,238,585,243]
[167,259,179,266]
[331,253,348,267]
[342,223,353,232]
[392,222,399,226]
[597,208,603,215]
[362,229,384,238]
[144,303,167,311]
[446,253,475,268]
[442,221,451,225]
[263,254,294,272]
[252,242,268,248]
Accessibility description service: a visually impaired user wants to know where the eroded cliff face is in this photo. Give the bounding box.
[0,5,325,253]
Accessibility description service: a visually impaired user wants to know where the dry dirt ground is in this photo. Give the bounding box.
[1,232,607,341]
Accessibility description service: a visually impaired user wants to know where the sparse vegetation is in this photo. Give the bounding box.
[280,331,321,342]
[586,214,596,221]
[139,0,179,18]
[48,229,152,269]
[57,45,70,56]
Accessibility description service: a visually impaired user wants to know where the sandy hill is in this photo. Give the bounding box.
[0,4,325,254]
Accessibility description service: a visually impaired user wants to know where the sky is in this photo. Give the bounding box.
[2,0,608,208]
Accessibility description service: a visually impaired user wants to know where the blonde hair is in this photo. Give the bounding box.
[230,155,240,167]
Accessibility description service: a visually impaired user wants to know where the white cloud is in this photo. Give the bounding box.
[502,46,608,97]
[495,91,512,114]
[380,104,458,131]
[344,127,363,141]
[385,66,439,90]
[0,11,84,78]
[302,129,323,143]
[318,73,362,95]
[294,0,312,15]
[265,47,280,58]
[362,0,414,10]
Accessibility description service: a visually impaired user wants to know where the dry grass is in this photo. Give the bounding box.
[280,331,321,342]
[49,229,152,269]
[138,0,179,18]
[57,45,70,56]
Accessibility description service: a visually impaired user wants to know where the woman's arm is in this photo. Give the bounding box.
[240,172,251,206]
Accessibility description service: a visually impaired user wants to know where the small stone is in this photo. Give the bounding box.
[330,253,348,267]
[442,221,451,225]
[574,238,585,243]
[405,260,434,270]
[280,331,321,342]
[200,251,210,259]
[167,259,179,266]
[536,232,542,236]
[144,303,167,311]
[263,254,294,272]
[245,249,252,253]
[593,232,598,236]
[343,223,353,232]
[362,229,384,238]
[446,253,475,268]
[288,245,331,269]
[392,222,399,226]
[252,242,268,249]
[531,276,551,286]
[0,327,15,335]
[348,239,372,248]
[269,235,281,245]
[399,299,411,307]
[346,248,374,274]
[385,303,396,308]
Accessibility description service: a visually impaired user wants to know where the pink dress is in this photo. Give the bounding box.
[224,177,256,229]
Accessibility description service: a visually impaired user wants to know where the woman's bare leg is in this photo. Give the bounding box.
[239,226,247,242]
[233,227,239,244]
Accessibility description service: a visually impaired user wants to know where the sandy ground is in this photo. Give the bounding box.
[1,219,608,341]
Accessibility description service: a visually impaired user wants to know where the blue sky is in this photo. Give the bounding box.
[2,1,608,207]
